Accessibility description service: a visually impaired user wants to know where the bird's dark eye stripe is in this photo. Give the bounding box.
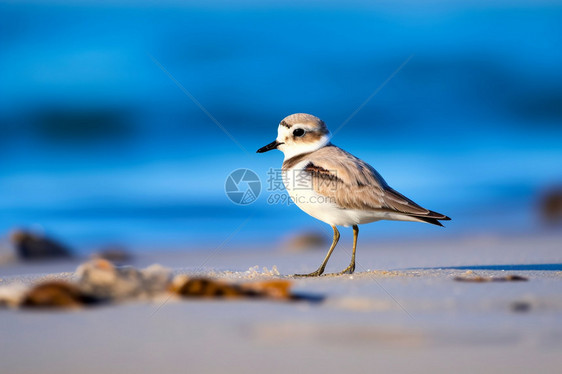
[293,128,305,137]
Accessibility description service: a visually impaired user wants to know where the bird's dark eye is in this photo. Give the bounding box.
[293,128,305,137]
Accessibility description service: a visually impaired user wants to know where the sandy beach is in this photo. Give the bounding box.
[1,232,561,374]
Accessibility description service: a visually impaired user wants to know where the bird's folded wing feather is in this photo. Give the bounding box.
[303,146,437,217]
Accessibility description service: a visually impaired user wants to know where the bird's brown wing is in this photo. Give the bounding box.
[301,145,450,222]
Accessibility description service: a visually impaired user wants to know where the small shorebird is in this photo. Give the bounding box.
[257,113,450,276]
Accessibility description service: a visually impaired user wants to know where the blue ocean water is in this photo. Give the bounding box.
[1,1,561,252]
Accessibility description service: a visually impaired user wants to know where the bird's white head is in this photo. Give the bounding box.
[256,113,331,160]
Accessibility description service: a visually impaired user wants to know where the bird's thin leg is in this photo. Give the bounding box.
[294,226,340,277]
[337,225,358,275]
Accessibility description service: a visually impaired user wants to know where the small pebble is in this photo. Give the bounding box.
[76,259,171,301]
[76,259,144,300]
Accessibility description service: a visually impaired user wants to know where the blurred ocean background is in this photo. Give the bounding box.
[1,0,561,253]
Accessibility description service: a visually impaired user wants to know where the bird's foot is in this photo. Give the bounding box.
[336,263,355,275]
[293,268,325,277]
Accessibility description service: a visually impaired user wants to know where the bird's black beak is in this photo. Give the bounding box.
[256,140,282,153]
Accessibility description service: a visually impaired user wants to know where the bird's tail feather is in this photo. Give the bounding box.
[411,210,451,227]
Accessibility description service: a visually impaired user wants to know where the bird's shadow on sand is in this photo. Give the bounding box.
[407,263,562,271]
